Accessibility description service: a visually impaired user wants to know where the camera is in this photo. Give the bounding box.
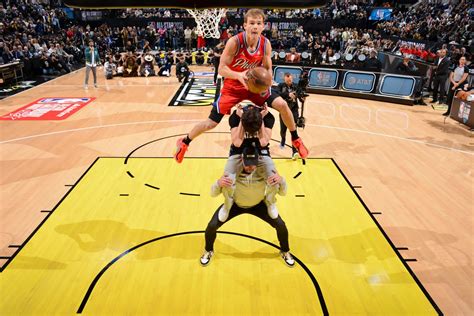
[295,70,309,128]
[296,116,306,128]
[296,70,309,97]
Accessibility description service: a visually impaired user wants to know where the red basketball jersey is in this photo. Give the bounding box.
[225,32,267,88]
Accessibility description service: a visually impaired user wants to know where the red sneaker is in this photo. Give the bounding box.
[292,138,309,159]
[174,138,188,163]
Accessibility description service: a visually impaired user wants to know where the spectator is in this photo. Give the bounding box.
[431,49,451,104]
[285,47,301,63]
[104,55,116,79]
[444,56,469,115]
[212,42,224,85]
[176,56,190,83]
[364,50,382,72]
[396,55,418,75]
[84,40,100,89]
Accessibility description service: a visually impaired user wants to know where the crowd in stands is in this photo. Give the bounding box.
[117,1,374,21]
[0,0,471,83]
[118,8,190,19]
[0,2,81,77]
[376,0,472,46]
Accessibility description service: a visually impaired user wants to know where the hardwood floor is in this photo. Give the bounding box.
[0,66,472,314]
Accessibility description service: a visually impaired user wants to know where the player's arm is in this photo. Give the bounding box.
[211,173,234,196]
[258,106,272,147]
[262,39,273,78]
[267,171,287,196]
[258,124,272,147]
[210,180,222,197]
[278,176,287,196]
[231,124,244,147]
[230,107,245,147]
[258,107,273,147]
[218,37,248,88]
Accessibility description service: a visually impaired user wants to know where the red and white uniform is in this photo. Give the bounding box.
[215,32,271,115]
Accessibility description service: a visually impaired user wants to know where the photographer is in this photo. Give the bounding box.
[277,73,300,159]
[396,55,425,105]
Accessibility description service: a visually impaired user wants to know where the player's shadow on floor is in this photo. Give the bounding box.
[55,220,458,269]
[289,226,458,266]
[8,256,68,270]
[55,220,251,261]
[55,220,161,256]
[220,251,278,260]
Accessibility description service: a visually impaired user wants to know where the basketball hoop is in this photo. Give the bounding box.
[186,8,227,39]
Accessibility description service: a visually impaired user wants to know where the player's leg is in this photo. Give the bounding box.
[248,201,294,267]
[250,90,309,158]
[256,156,280,219]
[219,155,242,219]
[174,116,218,163]
[279,113,287,149]
[84,65,91,88]
[270,96,309,158]
[201,203,243,266]
[175,88,243,163]
[91,66,98,87]
[291,108,299,159]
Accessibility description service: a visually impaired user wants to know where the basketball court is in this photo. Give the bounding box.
[0,1,473,315]
[1,64,472,314]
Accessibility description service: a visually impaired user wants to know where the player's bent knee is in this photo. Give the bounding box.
[204,119,218,130]
[272,97,289,112]
[273,216,287,228]
[206,222,218,233]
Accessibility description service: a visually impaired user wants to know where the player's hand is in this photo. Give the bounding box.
[260,104,269,117]
[267,173,282,186]
[238,71,249,90]
[236,105,244,117]
[218,174,233,187]
[289,92,296,100]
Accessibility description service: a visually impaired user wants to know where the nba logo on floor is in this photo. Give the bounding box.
[0,97,95,121]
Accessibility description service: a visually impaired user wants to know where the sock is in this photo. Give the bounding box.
[290,130,299,141]
[183,135,192,145]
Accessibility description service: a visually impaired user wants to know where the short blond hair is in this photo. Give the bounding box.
[244,9,266,23]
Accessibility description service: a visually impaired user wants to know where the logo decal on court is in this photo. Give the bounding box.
[0,97,95,121]
[168,75,220,107]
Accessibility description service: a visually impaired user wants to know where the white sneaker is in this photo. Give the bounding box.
[267,203,278,219]
[280,251,295,267]
[218,204,230,222]
[84,85,88,90]
[292,152,300,160]
[279,144,285,150]
[200,250,213,266]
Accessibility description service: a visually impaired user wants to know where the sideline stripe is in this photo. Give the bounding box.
[0,157,100,273]
[331,158,442,315]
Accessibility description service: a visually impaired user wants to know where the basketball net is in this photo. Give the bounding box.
[186,8,227,39]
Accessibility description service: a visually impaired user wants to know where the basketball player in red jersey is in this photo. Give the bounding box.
[174,9,308,163]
